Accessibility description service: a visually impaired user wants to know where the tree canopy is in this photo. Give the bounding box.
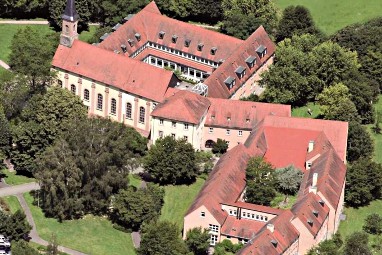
[347,121,374,162]
[363,213,382,235]
[143,136,198,185]
[185,227,210,255]
[0,210,32,241]
[275,165,303,196]
[343,231,372,255]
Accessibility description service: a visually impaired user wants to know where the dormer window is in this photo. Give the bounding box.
[319,200,325,207]
[235,66,246,79]
[172,35,178,43]
[313,210,319,217]
[227,117,231,121]
[246,118,250,123]
[121,44,127,53]
[307,219,313,226]
[159,31,165,39]
[211,47,217,55]
[224,76,235,89]
[211,115,215,120]
[271,240,278,248]
[256,45,267,58]
[135,33,141,41]
[185,39,191,47]
[127,39,134,47]
[306,162,312,169]
[197,43,204,51]
[245,55,257,68]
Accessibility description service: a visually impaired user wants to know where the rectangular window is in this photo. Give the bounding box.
[172,122,176,128]
[226,130,231,135]
[171,133,176,139]
[238,130,243,136]
[210,235,218,246]
[159,131,163,138]
[183,136,188,141]
[200,211,205,218]
[209,224,219,233]
[159,119,164,125]
[209,127,213,133]
[184,123,189,130]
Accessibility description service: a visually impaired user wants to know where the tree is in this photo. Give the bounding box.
[35,117,147,219]
[363,213,382,235]
[316,83,359,122]
[11,240,39,255]
[307,239,340,255]
[100,0,149,27]
[0,210,32,241]
[276,5,321,42]
[138,221,188,255]
[185,227,210,255]
[212,138,228,154]
[221,0,279,38]
[347,121,374,162]
[343,231,372,255]
[345,158,382,207]
[46,233,59,255]
[143,136,198,185]
[214,239,243,255]
[11,87,87,173]
[245,157,277,205]
[8,27,58,90]
[111,184,164,231]
[87,26,112,44]
[0,106,11,158]
[275,165,303,200]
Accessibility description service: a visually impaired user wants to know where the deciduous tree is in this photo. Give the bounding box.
[347,121,374,162]
[275,165,302,200]
[185,227,210,255]
[363,213,382,235]
[11,240,39,255]
[343,231,372,255]
[212,138,228,154]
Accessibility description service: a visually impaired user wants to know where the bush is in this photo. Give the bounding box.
[363,213,382,235]
[212,138,228,154]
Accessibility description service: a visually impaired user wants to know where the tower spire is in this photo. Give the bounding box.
[62,0,79,22]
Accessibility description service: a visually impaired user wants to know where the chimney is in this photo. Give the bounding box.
[309,173,318,194]
[308,140,314,153]
[267,224,274,233]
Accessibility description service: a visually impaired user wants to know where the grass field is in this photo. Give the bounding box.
[3,195,21,213]
[128,174,142,188]
[270,192,297,209]
[0,24,97,63]
[291,102,321,118]
[2,169,35,185]
[24,193,136,255]
[275,0,382,35]
[160,178,205,229]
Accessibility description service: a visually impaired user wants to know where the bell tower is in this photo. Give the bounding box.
[60,0,79,47]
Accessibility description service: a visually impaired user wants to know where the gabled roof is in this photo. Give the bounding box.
[203,26,276,98]
[52,40,178,102]
[237,210,300,255]
[185,144,256,224]
[151,90,210,124]
[262,116,348,162]
[98,1,243,62]
[205,99,291,130]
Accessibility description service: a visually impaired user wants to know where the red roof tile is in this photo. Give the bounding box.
[205,99,291,130]
[52,40,178,102]
[186,144,257,224]
[204,26,276,98]
[151,90,210,124]
[262,116,348,162]
[221,217,266,239]
[98,2,243,62]
[291,193,330,237]
[237,210,300,255]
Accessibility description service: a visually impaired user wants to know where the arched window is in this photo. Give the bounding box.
[139,107,145,123]
[205,140,215,148]
[84,89,90,101]
[126,103,132,119]
[65,25,69,33]
[97,94,103,110]
[111,98,116,115]
[70,84,76,94]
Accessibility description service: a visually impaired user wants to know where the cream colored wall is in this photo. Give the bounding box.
[183,205,221,241]
[202,127,250,150]
[221,204,277,223]
[230,56,274,100]
[283,239,299,255]
[317,191,337,238]
[54,68,156,133]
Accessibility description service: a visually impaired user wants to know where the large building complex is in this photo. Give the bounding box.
[53,1,348,254]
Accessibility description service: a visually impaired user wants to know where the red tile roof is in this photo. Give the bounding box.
[136,48,214,73]
[205,99,291,130]
[52,40,178,102]
[262,116,348,162]
[204,26,276,98]
[291,193,330,237]
[98,2,243,62]
[221,217,266,239]
[186,144,258,224]
[151,90,210,124]
[237,210,300,255]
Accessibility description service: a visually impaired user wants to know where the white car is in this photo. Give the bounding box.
[0,250,10,255]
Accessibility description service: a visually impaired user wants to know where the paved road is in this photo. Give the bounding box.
[15,194,88,255]
[0,182,40,197]
[0,20,49,24]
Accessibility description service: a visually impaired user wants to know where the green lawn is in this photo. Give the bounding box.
[160,178,205,229]
[24,193,136,255]
[291,102,320,118]
[2,169,35,185]
[3,195,21,213]
[128,174,142,188]
[0,24,97,63]
[275,0,382,35]
[270,192,297,209]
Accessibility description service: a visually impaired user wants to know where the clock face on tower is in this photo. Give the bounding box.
[60,35,71,47]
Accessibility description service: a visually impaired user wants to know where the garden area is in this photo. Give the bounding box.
[1,168,35,185]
